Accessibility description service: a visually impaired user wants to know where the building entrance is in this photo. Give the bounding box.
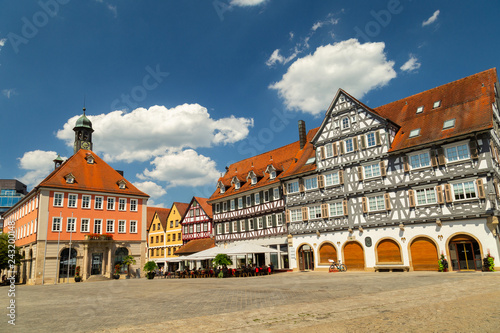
[298,244,314,271]
[449,236,482,271]
[91,253,103,275]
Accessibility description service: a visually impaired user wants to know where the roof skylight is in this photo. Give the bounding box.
[416,106,424,114]
[305,157,316,165]
[409,128,421,138]
[443,119,455,130]
[433,100,441,108]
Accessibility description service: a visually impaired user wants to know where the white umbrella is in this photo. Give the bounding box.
[223,243,279,255]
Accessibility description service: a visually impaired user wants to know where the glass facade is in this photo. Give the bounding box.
[0,180,27,215]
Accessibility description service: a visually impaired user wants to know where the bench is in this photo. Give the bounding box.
[374,265,410,272]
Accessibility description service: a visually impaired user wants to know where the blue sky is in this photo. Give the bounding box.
[1,0,499,207]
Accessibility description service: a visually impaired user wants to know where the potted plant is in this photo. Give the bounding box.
[113,264,121,279]
[144,261,158,279]
[74,266,82,282]
[438,254,448,272]
[482,253,495,272]
[122,255,136,279]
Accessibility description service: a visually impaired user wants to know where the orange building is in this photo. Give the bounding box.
[2,110,149,284]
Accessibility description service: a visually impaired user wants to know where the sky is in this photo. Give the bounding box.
[1,0,499,208]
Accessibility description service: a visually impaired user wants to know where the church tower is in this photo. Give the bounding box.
[73,107,94,154]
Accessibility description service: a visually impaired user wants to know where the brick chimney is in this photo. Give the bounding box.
[298,120,307,149]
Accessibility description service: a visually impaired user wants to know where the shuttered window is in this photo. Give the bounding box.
[328,202,343,217]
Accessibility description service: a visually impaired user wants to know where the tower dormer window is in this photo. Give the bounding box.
[65,174,75,184]
[117,180,127,189]
[85,153,95,164]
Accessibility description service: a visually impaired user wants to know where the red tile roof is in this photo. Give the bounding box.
[174,238,215,255]
[173,202,190,219]
[279,128,319,179]
[38,149,149,197]
[375,68,497,152]
[194,197,213,218]
[147,207,171,231]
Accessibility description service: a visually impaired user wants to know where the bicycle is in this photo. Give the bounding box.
[328,259,347,272]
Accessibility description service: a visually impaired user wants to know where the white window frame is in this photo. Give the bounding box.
[266,215,273,228]
[130,220,137,233]
[118,220,126,233]
[264,191,270,202]
[255,193,260,205]
[276,213,283,226]
[238,197,243,209]
[290,209,302,222]
[273,188,280,200]
[82,195,91,209]
[248,218,254,230]
[235,182,240,190]
[95,196,103,210]
[130,199,138,212]
[363,162,381,179]
[223,202,227,212]
[325,143,334,158]
[230,199,235,211]
[251,176,257,185]
[270,171,276,179]
[451,180,477,201]
[118,198,127,211]
[366,132,376,148]
[304,177,318,190]
[246,196,251,206]
[444,141,470,164]
[224,222,230,234]
[68,194,78,208]
[308,206,322,220]
[240,220,246,232]
[287,181,299,194]
[368,195,385,212]
[203,222,208,232]
[217,224,223,235]
[345,138,354,153]
[81,218,90,233]
[52,217,62,232]
[324,172,340,187]
[53,192,64,207]
[408,150,431,170]
[329,202,344,217]
[257,217,264,229]
[94,219,102,234]
[66,217,76,232]
[415,187,438,206]
[107,197,116,210]
[341,116,350,130]
[232,221,238,233]
[106,219,115,233]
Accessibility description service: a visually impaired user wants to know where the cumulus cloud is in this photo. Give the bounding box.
[56,104,253,163]
[18,150,66,189]
[230,0,267,7]
[400,55,421,72]
[137,149,221,188]
[133,180,167,199]
[269,39,396,115]
[422,10,440,27]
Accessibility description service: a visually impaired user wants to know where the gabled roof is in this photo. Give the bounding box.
[38,149,149,197]
[147,207,171,231]
[375,68,497,152]
[279,128,319,179]
[209,134,311,202]
[174,238,215,255]
[194,196,213,218]
[172,202,190,219]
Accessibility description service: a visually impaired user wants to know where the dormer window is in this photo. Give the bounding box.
[117,180,127,189]
[64,173,75,184]
[433,100,441,108]
[341,116,350,129]
[218,181,226,194]
[416,106,424,114]
[409,128,421,138]
[251,177,257,185]
[85,153,95,164]
[220,187,225,194]
[270,171,276,180]
[443,119,455,130]
[235,182,240,190]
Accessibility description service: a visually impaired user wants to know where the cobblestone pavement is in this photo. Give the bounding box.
[2,271,499,332]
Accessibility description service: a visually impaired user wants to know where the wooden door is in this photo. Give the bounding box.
[410,238,438,271]
[319,243,337,265]
[377,239,402,263]
[344,242,364,270]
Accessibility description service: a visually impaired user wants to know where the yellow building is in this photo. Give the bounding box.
[165,202,189,271]
[146,207,171,270]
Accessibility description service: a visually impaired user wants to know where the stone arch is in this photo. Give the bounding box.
[375,237,403,264]
[296,243,314,271]
[114,247,129,273]
[408,235,439,271]
[59,247,78,278]
[318,241,338,265]
[446,232,483,271]
[342,241,365,271]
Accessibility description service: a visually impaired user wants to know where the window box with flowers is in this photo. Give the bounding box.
[85,233,113,240]
[74,266,82,282]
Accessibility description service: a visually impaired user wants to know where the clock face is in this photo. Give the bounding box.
[81,142,91,150]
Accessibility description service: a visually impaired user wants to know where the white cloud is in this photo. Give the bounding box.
[138,149,221,188]
[56,104,253,163]
[266,49,297,67]
[269,39,396,115]
[311,16,339,31]
[133,181,167,199]
[230,0,267,7]
[422,10,440,27]
[2,89,16,98]
[400,55,421,72]
[0,38,6,48]
[18,150,65,189]
[107,4,117,18]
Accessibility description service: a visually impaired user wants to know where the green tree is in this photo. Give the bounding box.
[122,255,136,278]
[0,233,23,271]
[212,253,232,267]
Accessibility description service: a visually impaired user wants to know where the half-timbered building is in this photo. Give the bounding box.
[181,197,213,244]
[207,128,318,269]
[285,69,500,272]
